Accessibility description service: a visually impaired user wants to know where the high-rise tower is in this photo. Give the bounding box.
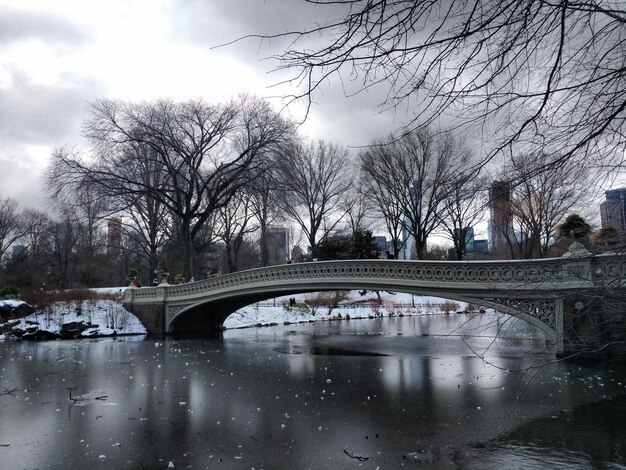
[266,226,289,265]
[107,218,122,254]
[600,188,626,233]
[488,181,513,251]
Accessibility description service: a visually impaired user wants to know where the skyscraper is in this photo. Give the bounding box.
[400,180,421,260]
[601,188,626,233]
[454,227,475,258]
[107,218,122,254]
[488,181,513,251]
[266,227,289,265]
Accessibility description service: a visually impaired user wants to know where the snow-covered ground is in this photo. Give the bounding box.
[0,298,146,340]
[0,289,469,340]
[224,291,469,328]
[0,299,24,309]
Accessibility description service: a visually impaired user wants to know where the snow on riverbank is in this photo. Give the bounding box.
[1,289,469,340]
[0,298,146,340]
[224,292,469,328]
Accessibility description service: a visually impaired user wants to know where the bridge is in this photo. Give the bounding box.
[123,246,626,357]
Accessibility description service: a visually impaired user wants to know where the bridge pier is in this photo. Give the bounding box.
[123,285,237,337]
[123,301,166,335]
[123,301,229,337]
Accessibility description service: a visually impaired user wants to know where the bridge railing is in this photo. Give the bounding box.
[124,254,626,305]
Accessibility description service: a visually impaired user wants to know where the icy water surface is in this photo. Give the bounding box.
[0,312,625,469]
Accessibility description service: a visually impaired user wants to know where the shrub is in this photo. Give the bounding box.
[439,300,460,314]
[305,291,349,315]
[464,303,480,313]
[283,301,311,315]
[422,300,431,311]
[21,288,123,309]
[370,299,383,316]
[0,286,19,299]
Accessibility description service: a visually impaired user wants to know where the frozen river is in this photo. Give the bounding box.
[1,312,625,469]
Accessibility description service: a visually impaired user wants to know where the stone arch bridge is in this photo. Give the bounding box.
[123,252,626,356]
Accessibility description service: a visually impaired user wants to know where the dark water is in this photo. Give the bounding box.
[0,313,625,469]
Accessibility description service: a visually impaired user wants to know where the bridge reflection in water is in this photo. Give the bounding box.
[124,250,626,357]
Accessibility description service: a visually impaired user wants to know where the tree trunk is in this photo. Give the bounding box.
[182,227,194,279]
[225,241,235,273]
[259,223,268,267]
[149,245,158,285]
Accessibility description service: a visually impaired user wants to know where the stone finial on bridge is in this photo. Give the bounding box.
[562,241,591,258]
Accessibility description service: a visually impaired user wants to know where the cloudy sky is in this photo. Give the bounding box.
[0,0,401,208]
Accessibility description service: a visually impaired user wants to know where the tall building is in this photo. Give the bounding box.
[372,236,388,254]
[400,180,421,260]
[488,181,513,251]
[400,225,415,260]
[473,239,489,254]
[11,244,26,260]
[601,188,626,233]
[454,227,475,258]
[266,226,289,265]
[107,218,122,254]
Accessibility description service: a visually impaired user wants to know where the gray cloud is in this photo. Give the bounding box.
[0,71,105,146]
[168,0,342,58]
[0,7,92,46]
[0,1,419,207]
[166,0,405,147]
[166,0,398,147]
[0,70,107,206]
[0,146,49,208]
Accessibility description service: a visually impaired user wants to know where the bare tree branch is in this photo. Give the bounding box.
[244,0,626,169]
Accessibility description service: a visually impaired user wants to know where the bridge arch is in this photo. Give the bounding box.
[167,285,558,341]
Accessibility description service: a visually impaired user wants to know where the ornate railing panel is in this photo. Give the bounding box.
[481,297,559,331]
[127,256,617,305]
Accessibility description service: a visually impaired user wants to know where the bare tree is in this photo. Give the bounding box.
[19,210,53,260]
[0,197,29,263]
[0,194,111,289]
[503,153,592,259]
[216,189,259,273]
[44,165,118,284]
[108,141,171,282]
[0,204,56,289]
[247,155,285,267]
[249,0,626,171]
[46,214,79,289]
[47,96,294,278]
[358,160,405,258]
[342,183,378,236]
[438,176,488,260]
[360,129,467,259]
[5,209,55,288]
[275,140,354,257]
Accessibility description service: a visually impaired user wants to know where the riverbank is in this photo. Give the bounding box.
[224,291,471,328]
[0,297,147,340]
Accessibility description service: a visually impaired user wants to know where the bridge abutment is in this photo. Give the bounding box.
[560,293,626,359]
[123,301,166,335]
